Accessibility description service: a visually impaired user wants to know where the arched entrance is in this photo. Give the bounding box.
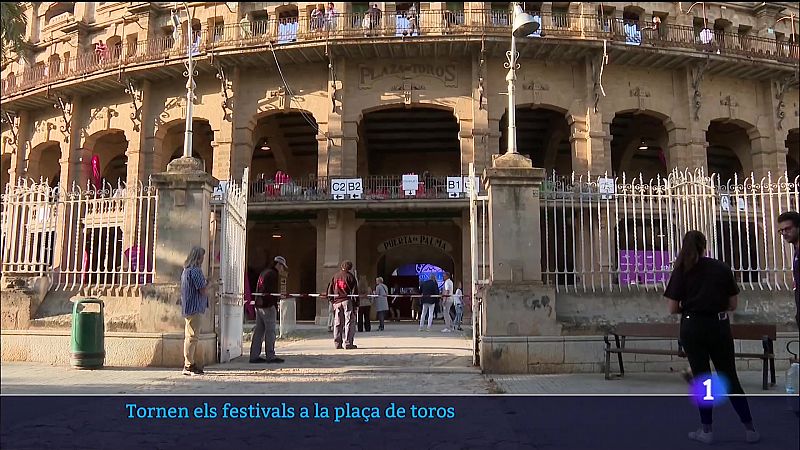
[248,110,319,186]
[706,120,752,183]
[610,112,669,179]
[359,106,460,176]
[157,119,214,174]
[26,141,61,186]
[499,106,571,175]
[84,129,129,186]
[786,128,799,181]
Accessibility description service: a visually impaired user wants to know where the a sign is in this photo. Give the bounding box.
[720,195,730,212]
[378,234,453,253]
[330,178,363,200]
[447,176,463,198]
[402,174,419,195]
[464,176,481,195]
[211,181,228,204]
[359,63,458,89]
[598,177,615,199]
[618,250,671,285]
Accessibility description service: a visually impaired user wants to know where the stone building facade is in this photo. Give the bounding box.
[1,2,798,367]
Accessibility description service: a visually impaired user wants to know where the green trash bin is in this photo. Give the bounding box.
[70,298,105,369]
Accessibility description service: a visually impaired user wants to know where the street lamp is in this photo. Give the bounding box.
[504,4,539,155]
[172,3,197,159]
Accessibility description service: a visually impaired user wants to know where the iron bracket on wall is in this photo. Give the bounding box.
[215,63,233,121]
[124,77,143,132]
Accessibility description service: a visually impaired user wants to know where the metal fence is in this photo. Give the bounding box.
[247,174,473,202]
[0,179,158,292]
[539,170,800,293]
[3,9,797,97]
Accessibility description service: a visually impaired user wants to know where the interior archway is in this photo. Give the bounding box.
[27,141,61,186]
[610,112,669,179]
[249,111,319,183]
[1,154,11,193]
[499,106,571,175]
[786,128,799,181]
[359,106,460,176]
[706,120,751,183]
[159,119,214,174]
[85,130,128,186]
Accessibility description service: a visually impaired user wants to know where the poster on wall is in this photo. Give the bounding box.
[330,178,363,200]
[446,176,463,198]
[618,250,671,285]
[402,174,419,196]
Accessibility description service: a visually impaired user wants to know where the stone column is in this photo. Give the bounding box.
[125,79,152,187]
[480,153,562,374]
[140,157,216,366]
[314,209,360,324]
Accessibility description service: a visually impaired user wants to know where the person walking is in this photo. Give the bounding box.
[441,272,455,332]
[374,277,389,331]
[664,230,759,445]
[357,276,372,332]
[249,256,287,364]
[453,282,464,331]
[419,273,438,331]
[181,246,209,376]
[330,260,358,349]
[777,211,800,329]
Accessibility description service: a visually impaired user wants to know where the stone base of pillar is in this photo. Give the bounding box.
[479,282,563,373]
[1,329,216,367]
[0,276,50,330]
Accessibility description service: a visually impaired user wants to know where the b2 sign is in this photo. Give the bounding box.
[331,178,363,199]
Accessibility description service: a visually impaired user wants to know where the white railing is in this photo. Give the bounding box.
[540,170,800,293]
[0,179,158,292]
[0,179,59,277]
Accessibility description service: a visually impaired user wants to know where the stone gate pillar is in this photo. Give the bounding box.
[480,153,562,373]
[140,157,217,366]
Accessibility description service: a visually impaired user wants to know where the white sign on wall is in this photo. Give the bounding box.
[330,178,363,200]
[446,176,463,198]
[463,176,481,195]
[598,177,615,200]
[402,174,419,195]
[211,181,228,204]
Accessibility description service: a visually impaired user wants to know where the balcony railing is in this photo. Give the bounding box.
[247,174,476,204]
[3,10,798,97]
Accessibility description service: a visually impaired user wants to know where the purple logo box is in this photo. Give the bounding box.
[619,250,672,285]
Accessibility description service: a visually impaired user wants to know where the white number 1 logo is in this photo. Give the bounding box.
[703,378,714,401]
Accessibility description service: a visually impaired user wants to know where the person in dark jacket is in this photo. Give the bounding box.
[777,211,800,329]
[664,231,759,445]
[418,273,438,331]
[249,256,287,363]
[330,260,358,349]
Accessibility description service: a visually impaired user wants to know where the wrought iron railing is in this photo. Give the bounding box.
[3,10,797,97]
[247,174,475,203]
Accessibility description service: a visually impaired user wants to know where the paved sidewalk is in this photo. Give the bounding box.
[2,323,487,395]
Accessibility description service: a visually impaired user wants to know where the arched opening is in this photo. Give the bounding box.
[249,111,318,193]
[610,112,669,179]
[378,244,455,320]
[787,129,799,181]
[706,120,750,183]
[1,154,11,193]
[245,221,316,321]
[499,106,571,175]
[276,5,299,43]
[85,130,129,186]
[359,106,460,176]
[159,119,214,174]
[27,141,61,186]
[45,2,75,23]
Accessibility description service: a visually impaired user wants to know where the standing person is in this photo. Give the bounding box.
[374,277,389,331]
[777,211,800,329]
[441,272,455,332]
[357,276,372,332]
[411,287,420,320]
[181,247,209,376]
[419,273,438,332]
[453,282,464,331]
[330,260,358,349]
[249,256,287,364]
[325,2,338,31]
[664,230,759,444]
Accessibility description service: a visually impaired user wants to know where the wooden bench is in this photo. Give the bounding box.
[604,323,777,390]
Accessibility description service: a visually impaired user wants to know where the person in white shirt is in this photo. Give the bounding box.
[453,283,464,331]
[441,272,455,332]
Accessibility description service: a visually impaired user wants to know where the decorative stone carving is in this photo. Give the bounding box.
[774,75,798,130]
[1,111,19,144]
[358,63,458,89]
[215,63,233,122]
[124,78,143,132]
[691,59,710,121]
[720,94,739,118]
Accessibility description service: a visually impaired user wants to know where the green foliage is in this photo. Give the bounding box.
[1,2,27,68]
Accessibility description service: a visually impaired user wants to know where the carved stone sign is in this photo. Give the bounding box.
[359,63,458,89]
[378,235,453,253]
